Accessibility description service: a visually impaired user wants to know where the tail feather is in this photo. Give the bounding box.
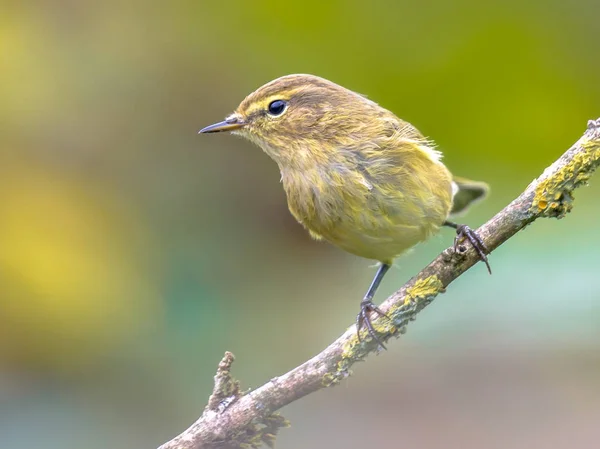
[450,176,489,217]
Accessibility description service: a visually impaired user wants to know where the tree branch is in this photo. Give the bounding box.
[159,118,600,449]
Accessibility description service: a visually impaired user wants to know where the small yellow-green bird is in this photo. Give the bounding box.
[200,74,489,348]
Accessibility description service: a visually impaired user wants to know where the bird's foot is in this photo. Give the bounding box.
[356,299,389,350]
[453,224,491,274]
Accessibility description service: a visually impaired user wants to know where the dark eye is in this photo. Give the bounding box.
[267,100,287,116]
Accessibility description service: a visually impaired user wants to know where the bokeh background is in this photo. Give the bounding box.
[2,1,600,448]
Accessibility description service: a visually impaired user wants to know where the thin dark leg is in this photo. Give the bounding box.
[443,220,491,274]
[356,263,391,349]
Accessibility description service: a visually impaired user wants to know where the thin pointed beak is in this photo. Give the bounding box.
[198,116,246,134]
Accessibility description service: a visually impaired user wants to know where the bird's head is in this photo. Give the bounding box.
[200,74,393,166]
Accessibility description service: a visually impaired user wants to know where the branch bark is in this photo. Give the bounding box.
[159,118,600,449]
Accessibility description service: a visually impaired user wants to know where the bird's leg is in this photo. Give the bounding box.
[356,262,391,349]
[443,221,491,274]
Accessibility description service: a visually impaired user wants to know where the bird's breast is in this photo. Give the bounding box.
[280,148,453,262]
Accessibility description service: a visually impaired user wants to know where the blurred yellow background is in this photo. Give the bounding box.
[1,1,599,448]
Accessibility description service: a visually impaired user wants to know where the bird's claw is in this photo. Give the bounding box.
[356,299,390,350]
[454,225,491,274]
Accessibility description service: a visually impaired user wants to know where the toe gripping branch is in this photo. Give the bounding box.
[444,221,491,274]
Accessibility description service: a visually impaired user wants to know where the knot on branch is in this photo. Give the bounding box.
[206,353,289,449]
[206,352,241,412]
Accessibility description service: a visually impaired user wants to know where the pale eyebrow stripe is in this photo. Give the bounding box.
[243,87,306,116]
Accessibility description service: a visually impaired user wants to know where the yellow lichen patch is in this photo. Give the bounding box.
[326,339,360,386]
[401,275,445,307]
[338,326,371,365]
[532,137,600,218]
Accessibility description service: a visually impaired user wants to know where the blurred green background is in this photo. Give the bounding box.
[2,1,599,448]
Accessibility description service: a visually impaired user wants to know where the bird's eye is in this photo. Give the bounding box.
[267,100,287,116]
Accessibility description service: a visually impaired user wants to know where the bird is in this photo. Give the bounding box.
[200,74,490,348]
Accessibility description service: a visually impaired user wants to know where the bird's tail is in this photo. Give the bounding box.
[450,176,489,217]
